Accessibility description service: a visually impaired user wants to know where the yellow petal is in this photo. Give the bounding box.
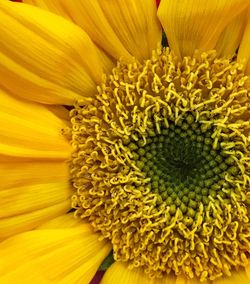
[246,263,250,279]
[101,262,215,284]
[238,6,250,76]
[24,0,132,61]
[157,0,250,58]
[0,159,70,190]
[175,276,186,284]
[101,262,151,284]
[0,1,104,105]
[0,89,73,239]
[0,164,72,240]
[0,221,112,284]
[0,88,70,159]
[216,10,247,58]
[97,0,162,60]
[97,47,116,75]
[156,274,176,284]
[38,213,84,229]
[0,182,71,220]
[24,0,72,20]
[175,276,204,284]
[46,105,70,125]
[0,201,70,241]
[24,0,162,61]
[212,269,250,284]
[101,262,178,284]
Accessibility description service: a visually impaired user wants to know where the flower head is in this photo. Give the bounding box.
[0,0,250,283]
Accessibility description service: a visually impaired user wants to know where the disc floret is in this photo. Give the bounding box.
[70,48,250,281]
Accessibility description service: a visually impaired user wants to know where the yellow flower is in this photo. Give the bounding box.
[0,0,250,283]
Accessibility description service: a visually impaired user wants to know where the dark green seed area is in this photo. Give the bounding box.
[129,114,236,218]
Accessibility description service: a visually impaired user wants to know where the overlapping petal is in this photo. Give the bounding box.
[238,6,250,76]
[101,262,179,284]
[24,0,162,61]
[0,89,70,158]
[157,0,250,58]
[97,0,162,61]
[0,0,105,105]
[216,11,247,58]
[101,262,153,284]
[0,215,111,283]
[0,89,72,239]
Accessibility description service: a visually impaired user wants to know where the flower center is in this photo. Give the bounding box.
[128,113,235,219]
[69,48,250,281]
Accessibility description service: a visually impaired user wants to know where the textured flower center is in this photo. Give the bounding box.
[69,48,250,281]
[129,113,236,218]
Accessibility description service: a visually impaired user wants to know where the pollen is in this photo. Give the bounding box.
[69,47,250,281]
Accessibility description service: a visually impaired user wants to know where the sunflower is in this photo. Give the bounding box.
[1,0,250,283]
